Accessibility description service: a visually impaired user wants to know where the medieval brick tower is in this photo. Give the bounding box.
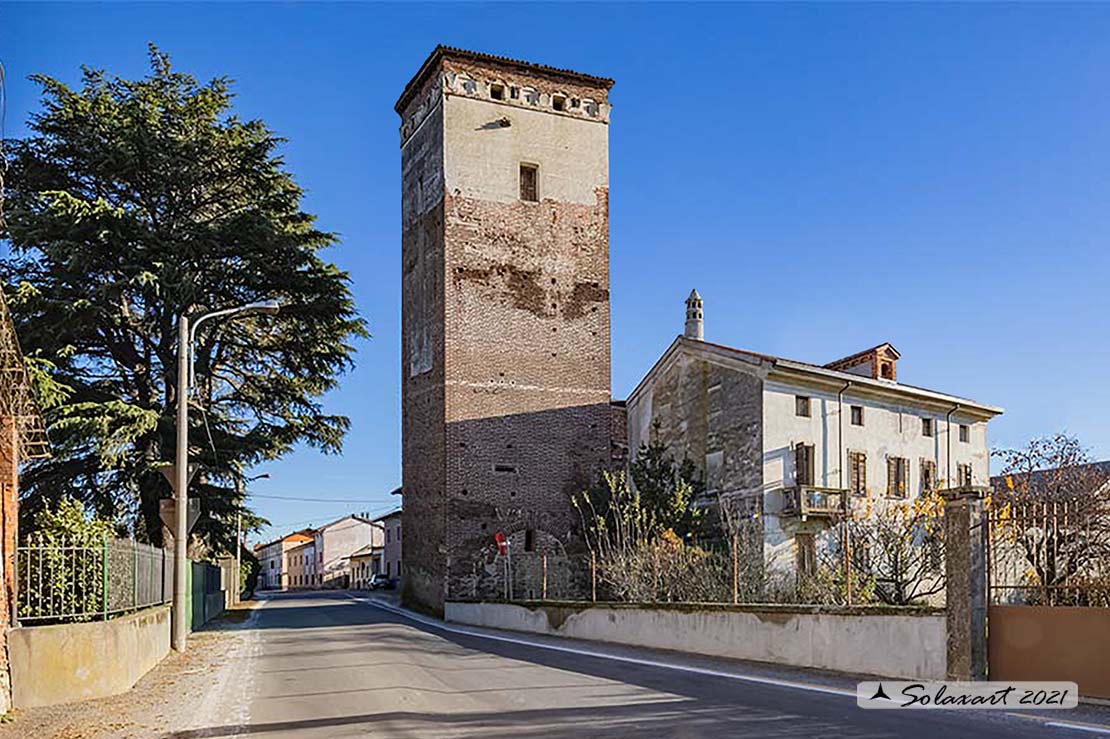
[397,47,614,613]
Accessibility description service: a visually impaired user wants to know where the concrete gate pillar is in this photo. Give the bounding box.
[941,485,988,680]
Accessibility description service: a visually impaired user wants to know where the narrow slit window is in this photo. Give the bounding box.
[922,417,934,437]
[959,424,970,443]
[519,163,538,202]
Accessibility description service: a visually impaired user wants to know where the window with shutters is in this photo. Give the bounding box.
[795,443,815,486]
[850,405,864,426]
[849,451,867,496]
[519,164,538,202]
[795,533,817,577]
[795,395,811,417]
[920,459,937,494]
[958,463,973,488]
[887,456,909,498]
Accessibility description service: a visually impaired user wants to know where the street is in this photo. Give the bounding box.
[162,592,1103,738]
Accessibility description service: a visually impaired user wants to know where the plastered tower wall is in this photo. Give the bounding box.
[398,48,614,613]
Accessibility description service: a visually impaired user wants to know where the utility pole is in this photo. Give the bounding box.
[234,477,243,606]
[172,299,280,653]
[172,314,189,652]
[232,471,268,605]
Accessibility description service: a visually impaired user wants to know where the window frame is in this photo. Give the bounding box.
[922,417,934,437]
[959,424,970,443]
[795,442,816,487]
[920,458,937,494]
[850,405,864,427]
[519,163,539,202]
[795,395,811,418]
[795,532,817,577]
[887,455,910,498]
[958,463,973,488]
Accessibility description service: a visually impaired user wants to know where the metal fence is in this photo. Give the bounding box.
[988,497,1110,607]
[17,537,172,623]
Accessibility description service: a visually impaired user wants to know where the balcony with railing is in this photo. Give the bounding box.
[781,485,847,519]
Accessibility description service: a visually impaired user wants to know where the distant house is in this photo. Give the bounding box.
[626,291,1003,577]
[313,515,382,588]
[256,530,313,590]
[286,539,316,589]
[379,509,403,582]
[349,543,382,589]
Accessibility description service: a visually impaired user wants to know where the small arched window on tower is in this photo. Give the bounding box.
[523,87,540,105]
[490,82,505,101]
[582,99,599,117]
[552,94,566,111]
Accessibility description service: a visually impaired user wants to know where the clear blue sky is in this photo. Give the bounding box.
[4,3,1109,542]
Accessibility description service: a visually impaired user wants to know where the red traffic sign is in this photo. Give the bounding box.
[494,531,507,556]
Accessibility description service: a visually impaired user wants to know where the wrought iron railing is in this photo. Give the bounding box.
[17,537,172,623]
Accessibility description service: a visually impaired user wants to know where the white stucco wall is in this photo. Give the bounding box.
[762,378,990,499]
[315,517,382,587]
[446,601,946,680]
[761,375,992,562]
[443,95,608,206]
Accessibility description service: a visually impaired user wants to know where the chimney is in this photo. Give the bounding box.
[684,289,704,340]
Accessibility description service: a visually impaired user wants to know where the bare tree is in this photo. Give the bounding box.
[992,434,1110,605]
[846,496,946,606]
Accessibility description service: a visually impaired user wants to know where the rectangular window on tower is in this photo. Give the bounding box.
[519,163,538,202]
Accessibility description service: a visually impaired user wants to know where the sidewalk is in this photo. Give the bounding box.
[0,601,262,739]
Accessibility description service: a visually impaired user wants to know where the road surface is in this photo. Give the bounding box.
[171,591,1107,738]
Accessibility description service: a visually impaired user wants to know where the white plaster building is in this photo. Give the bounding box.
[255,531,313,591]
[313,515,383,588]
[626,292,1003,575]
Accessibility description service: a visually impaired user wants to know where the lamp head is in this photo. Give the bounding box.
[243,299,281,316]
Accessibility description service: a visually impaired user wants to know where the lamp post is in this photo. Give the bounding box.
[233,473,269,605]
[173,300,279,652]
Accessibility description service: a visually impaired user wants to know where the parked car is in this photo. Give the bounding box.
[368,573,394,590]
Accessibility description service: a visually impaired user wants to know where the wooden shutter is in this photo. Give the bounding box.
[887,456,897,497]
[850,451,866,495]
[795,443,814,486]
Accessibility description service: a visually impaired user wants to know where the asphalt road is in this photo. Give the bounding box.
[170,591,1107,738]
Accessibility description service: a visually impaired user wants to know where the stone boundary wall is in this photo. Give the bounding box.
[446,600,946,680]
[8,605,170,708]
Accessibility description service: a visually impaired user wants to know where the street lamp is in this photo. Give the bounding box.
[234,472,269,605]
[173,299,280,652]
